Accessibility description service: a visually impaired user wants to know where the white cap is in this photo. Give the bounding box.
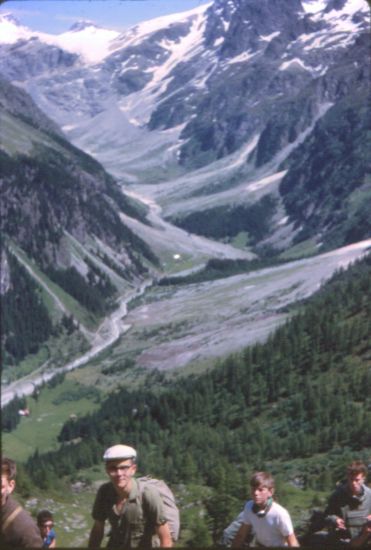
[103,444,137,461]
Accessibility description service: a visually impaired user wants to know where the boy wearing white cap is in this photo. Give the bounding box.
[88,445,172,548]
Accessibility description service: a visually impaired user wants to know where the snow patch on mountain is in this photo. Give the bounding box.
[260,31,281,42]
[128,3,211,42]
[301,0,367,15]
[297,0,368,53]
[302,0,329,14]
[227,51,256,65]
[214,36,224,47]
[147,12,207,84]
[110,2,211,53]
[300,29,358,51]
[279,58,317,72]
[112,5,210,126]
[304,0,368,34]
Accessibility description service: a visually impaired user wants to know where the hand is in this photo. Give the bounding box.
[335,517,346,530]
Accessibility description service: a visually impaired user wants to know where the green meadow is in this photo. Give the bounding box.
[2,376,102,463]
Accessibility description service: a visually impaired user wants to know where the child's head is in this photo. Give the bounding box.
[250,471,275,509]
[1,457,16,506]
[346,461,367,496]
[37,510,54,539]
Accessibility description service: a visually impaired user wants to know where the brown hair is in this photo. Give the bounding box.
[37,510,54,526]
[1,457,17,481]
[250,471,275,490]
[347,461,368,479]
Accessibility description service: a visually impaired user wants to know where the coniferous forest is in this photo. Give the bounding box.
[22,254,371,540]
[2,251,53,364]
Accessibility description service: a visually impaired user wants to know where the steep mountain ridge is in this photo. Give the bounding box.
[0,79,156,274]
[0,78,161,368]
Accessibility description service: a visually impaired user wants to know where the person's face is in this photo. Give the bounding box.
[106,459,136,493]
[347,473,365,496]
[251,484,273,508]
[39,520,53,538]
[1,475,15,506]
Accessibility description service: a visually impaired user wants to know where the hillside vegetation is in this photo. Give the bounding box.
[170,195,277,245]
[2,251,53,364]
[20,253,371,544]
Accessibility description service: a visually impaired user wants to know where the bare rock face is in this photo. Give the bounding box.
[1,38,78,81]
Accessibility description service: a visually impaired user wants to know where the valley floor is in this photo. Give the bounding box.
[2,238,371,404]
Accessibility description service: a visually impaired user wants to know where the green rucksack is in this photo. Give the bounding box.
[137,476,180,542]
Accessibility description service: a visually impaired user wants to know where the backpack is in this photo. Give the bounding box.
[137,476,180,542]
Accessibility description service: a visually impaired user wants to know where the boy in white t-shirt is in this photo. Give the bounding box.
[232,471,299,547]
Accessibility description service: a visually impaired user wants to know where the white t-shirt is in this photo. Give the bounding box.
[242,500,294,547]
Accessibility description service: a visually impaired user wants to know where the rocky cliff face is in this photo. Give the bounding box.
[174,0,368,168]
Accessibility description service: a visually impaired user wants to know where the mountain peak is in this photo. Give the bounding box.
[0,12,32,44]
[0,12,21,25]
[68,20,101,32]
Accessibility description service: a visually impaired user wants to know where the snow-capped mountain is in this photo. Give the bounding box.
[0,13,120,63]
[0,0,369,253]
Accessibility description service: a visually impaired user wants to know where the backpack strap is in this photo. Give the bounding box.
[2,505,22,532]
[135,478,147,519]
[135,478,159,528]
